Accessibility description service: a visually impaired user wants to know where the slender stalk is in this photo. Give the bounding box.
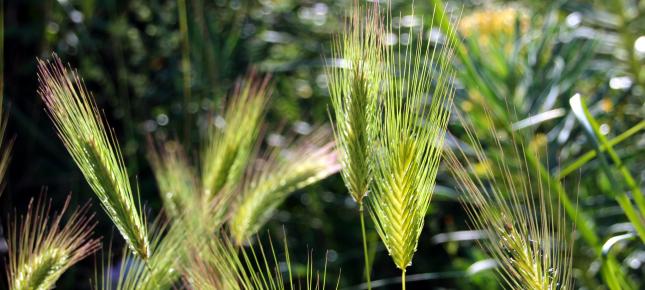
[359,203,371,290]
[177,0,191,142]
[401,269,406,290]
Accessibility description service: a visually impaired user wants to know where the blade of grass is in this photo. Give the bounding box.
[557,120,644,179]
[570,94,645,242]
[177,0,192,142]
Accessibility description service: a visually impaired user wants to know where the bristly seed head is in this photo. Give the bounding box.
[364,3,458,270]
[37,54,149,259]
[7,195,100,290]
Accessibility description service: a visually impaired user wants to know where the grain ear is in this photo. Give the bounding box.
[37,55,150,259]
[7,195,100,290]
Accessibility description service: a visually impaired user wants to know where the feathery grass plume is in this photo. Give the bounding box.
[367,4,458,281]
[7,195,100,290]
[184,233,337,290]
[37,55,150,259]
[202,73,271,199]
[147,139,198,217]
[444,111,574,289]
[326,0,381,204]
[229,127,339,245]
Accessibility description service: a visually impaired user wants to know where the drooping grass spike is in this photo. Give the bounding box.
[229,127,339,245]
[37,55,150,259]
[7,195,100,290]
[367,4,458,281]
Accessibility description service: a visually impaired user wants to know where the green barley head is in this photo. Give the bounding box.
[367,7,458,270]
[201,74,271,199]
[148,140,198,217]
[445,110,574,289]
[327,0,382,204]
[7,196,100,290]
[37,55,150,259]
[229,127,340,245]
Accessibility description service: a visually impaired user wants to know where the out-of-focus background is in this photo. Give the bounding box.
[2,0,643,289]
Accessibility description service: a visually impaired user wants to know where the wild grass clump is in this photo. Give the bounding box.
[327,2,458,287]
[7,196,100,290]
[445,111,575,289]
[37,55,150,260]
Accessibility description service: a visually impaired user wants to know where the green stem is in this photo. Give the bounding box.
[558,120,644,179]
[401,269,406,290]
[177,0,192,142]
[359,203,372,290]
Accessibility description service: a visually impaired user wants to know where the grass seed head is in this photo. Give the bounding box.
[202,73,271,199]
[445,109,575,289]
[229,127,340,245]
[7,195,100,290]
[367,5,458,270]
[37,55,150,259]
[327,0,383,204]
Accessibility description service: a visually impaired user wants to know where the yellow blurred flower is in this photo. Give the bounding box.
[459,7,528,46]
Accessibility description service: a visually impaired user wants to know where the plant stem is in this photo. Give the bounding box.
[177,0,192,143]
[401,269,406,290]
[359,202,372,290]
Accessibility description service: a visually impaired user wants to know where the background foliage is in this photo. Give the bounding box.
[2,0,643,289]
